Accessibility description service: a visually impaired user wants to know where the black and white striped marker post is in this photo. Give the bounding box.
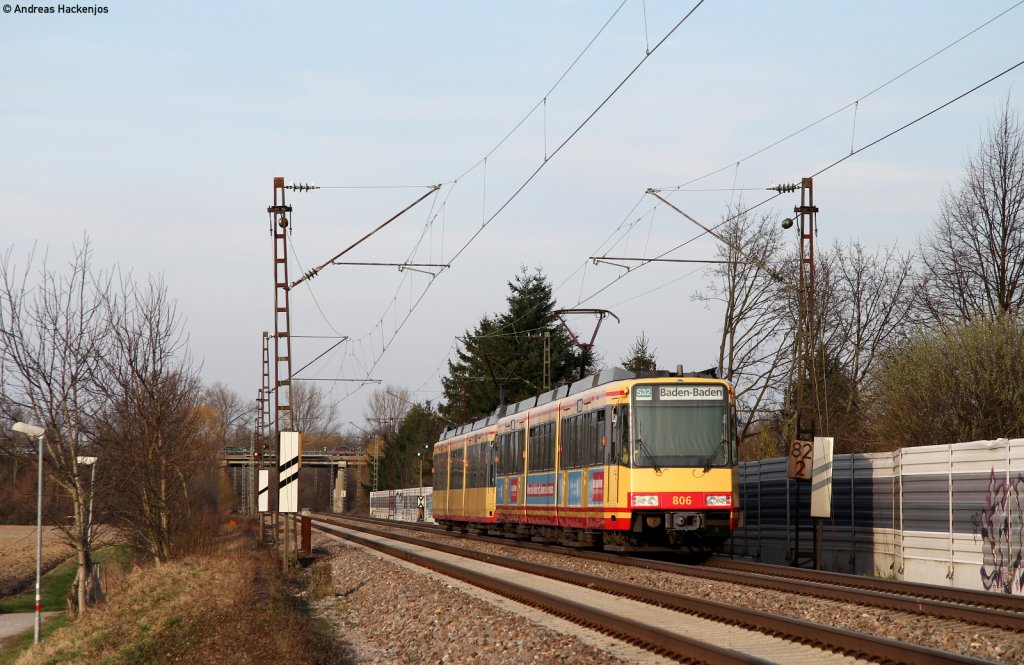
[279,431,300,513]
[258,470,269,512]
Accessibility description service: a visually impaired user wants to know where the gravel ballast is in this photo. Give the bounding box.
[309,535,653,664]
[308,523,1022,664]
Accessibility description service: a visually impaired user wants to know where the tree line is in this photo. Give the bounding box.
[0,241,247,617]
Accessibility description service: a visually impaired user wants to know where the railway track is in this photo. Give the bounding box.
[310,513,995,665]
[706,556,1024,619]
[321,513,1024,633]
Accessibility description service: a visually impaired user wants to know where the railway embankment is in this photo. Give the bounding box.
[5,527,345,665]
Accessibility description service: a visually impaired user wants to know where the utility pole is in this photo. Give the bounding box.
[372,436,381,493]
[795,177,824,571]
[268,177,294,512]
[773,177,820,568]
[794,177,818,448]
[260,330,271,454]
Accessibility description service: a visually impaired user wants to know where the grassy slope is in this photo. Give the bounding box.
[11,539,348,665]
[0,547,131,614]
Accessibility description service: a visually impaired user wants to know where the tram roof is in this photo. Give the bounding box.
[437,365,719,440]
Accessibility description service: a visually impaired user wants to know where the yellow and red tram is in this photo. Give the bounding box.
[432,367,740,552]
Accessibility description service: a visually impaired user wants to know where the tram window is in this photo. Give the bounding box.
[498,433,510,475]
[561,417,574,468]
[477,443,484,486]
[542,424,550,471]
[468,444,478,488]
[503,433,511,475]
[587,411,598,466]
[610,407,618,464]
[474,442,483,487]
[577,415,585,467]
[571,416,581,468]
[618,407,630,466]
[528,425,543,472]
[451,447,464,490]
[547,425,552,469]
[562,417,571,468]
[578,416,585,467]
[433,451,447,490]
[570,415,582,468]
[593,410,605,466]
[475,442,484,487]
[488,443,496,486]
[510,429,521,475]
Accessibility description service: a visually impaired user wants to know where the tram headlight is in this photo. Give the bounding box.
[706,494,731,507]
[632,495,659,507]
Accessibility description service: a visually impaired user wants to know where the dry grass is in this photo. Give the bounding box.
[306,560,334,602]
[0,527,73,597]
[14,531,349,665]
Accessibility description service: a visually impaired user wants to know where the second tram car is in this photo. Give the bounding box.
[432,367,740,551]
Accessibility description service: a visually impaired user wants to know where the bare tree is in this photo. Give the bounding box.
[96,275,217,563]
[363,385,411,442]
[919,99,1024,324]
[0,241,107,614]
[815,241,916,447]
[201,381,249,449]
[695,206,792,445]
[289,381,340,449]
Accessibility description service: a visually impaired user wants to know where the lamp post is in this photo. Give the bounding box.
[13,421,45,645]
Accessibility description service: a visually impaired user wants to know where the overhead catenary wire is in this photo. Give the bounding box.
[312,4,1023,413]
[447,1,706,267]
[578,55,1024,311]
[653,0,1024,191]
[328,3,706,405]
[812,57,1024,178]
[405,39,1024,403]
[290,185,441,289]
[453,0,630,183]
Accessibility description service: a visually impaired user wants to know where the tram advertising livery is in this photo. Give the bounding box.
[432,366,740,552]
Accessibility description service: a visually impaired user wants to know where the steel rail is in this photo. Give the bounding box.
[312,515,991,665]
[312,520,763,665]
[707,557,1024,614]
[315,513,1024,631]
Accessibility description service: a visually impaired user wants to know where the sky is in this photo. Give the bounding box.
[2,1,1023,432]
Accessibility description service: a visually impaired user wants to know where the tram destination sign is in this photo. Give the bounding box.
[634,385,724,401]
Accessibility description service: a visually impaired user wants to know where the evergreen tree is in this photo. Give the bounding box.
[379,402,446,489]
[440,267,595,424]
[620,332,658,372]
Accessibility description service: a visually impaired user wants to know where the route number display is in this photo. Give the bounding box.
[787,439,813,480]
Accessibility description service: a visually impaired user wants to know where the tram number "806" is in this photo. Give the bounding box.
[671,495,694,506]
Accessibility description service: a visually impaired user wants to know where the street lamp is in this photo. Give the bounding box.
[13,421,45,645]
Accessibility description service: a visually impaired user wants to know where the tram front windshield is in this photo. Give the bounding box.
[631,384,732,469]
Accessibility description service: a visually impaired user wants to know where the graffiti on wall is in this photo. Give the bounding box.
[978,468,1024,594]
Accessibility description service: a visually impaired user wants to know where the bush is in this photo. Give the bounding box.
[867,317,1024,448]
